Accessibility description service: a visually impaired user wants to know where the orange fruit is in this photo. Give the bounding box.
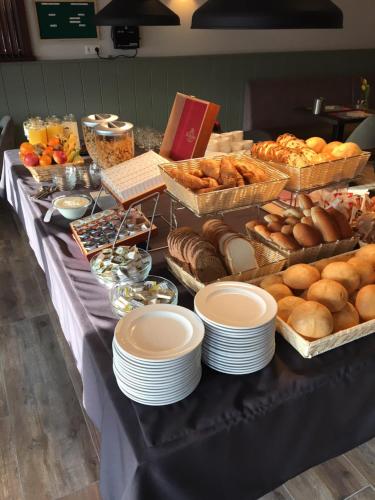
[43,146,54,156]
[20,142,34,155]
[48,137,60,148]
[39,155,52,166]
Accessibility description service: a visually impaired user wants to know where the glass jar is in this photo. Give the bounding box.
[28,118,48,145]
[62,113,80,144]
[81,114,118,164]
[95,121,134,169]
[46,115,64,141]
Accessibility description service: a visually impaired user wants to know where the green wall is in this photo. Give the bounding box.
[1,49,375,142]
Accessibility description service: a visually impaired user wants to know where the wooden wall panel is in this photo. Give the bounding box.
[0,49,374,143]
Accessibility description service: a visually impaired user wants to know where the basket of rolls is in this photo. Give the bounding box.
[251,133,370,192]
[165,220,287,293]
[250,244,375,357]
[246,193,359,266]
[159,153,289,216]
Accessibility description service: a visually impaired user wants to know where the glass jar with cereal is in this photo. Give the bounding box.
[95,121,134,169]
[81,114,118,164]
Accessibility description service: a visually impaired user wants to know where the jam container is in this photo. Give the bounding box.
[81,114,118,164]
[95,121,134,169]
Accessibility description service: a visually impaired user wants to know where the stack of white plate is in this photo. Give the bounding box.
[113,304,205,405]
[194,282,277,375]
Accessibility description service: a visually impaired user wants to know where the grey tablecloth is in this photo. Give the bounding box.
[2,150,375,500]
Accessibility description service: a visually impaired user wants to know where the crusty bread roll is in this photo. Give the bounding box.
[331,142,362,159]
[306,137,327,154]
[288,301,333,340]
[277,296,305,322]
[264,283,293,302]
[281,224,294,235]
[264,214,284,224]
[224,236,258,274]
[293,223,323,247]
[322,141,342,155]
[311,207,341,242]
[347,257,375,287]
[254,224,272,241]
[327,207,353,239]
[356,244,375,267]
[332,302,359,332]
[283,263,320,290]
[307,279,348,312]
[246,220,264,231]
[296,193,314,210]
[355,284,375,321]
[321,261,360,294]
[282,207,303,219]
[301,216,315,227]
[267,221,284,233]
[260,274,283,289]
[284,216,301,226]
[270,232,301,251]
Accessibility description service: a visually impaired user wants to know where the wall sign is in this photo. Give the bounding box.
[35,1,97,39]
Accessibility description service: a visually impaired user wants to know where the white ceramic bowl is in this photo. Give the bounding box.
[52,195,92,220]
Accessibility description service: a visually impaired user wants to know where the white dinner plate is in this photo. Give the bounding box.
[201,319,275,336]
[114,304,204,361]
[194,282,277,330]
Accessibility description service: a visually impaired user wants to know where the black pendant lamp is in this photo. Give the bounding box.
[94,0,180,26]
[191,0,343,29]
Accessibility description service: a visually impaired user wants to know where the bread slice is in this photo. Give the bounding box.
[223,236,258,274]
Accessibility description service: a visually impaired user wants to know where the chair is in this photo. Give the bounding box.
[0,116,15,175]
[346,116,375,150]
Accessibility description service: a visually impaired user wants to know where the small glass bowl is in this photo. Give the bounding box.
[90,247,152,288]
[110,275,178,318]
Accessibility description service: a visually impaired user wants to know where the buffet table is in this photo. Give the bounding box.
[2,149,375,500]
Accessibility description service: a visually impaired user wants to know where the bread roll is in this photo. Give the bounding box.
[296,193,314,209]
[282,207,303,219]
[331,142,362,159]
[347,257,375,287]
[284,216,301,226]
[307,279,348,312]
[301,216,315,227]
[277,296,305,322]
[321,262,360,294]
[306,137,327,154]
[303,209,312,217]
[332,302,359,332]
[310,207,340,242]
[264,283,293,302]
[283,263,320,290]
[260,274,283,289]
[254,224,272,241]
[224,236,258,274]
[293,223,323,247]
[246,220,264,231]
[288,301,333,340]
[281,224,294,235]
[355,284,375,321]
[267,221,284,233]
[356,244,375,267]
[264,214,284,224]
[327,207,353,239]
[270,232,301,251]
[322,141,342,155]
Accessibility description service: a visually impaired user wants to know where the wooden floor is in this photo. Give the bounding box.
[0,200,374,500]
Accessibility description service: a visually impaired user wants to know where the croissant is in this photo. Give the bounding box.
[219,157,237,187]
[173,170,210,190]
[199,159,221,180]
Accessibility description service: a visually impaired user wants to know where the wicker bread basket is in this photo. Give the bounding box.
[248,250,374,358]
[159,154,289,216]
[166,238,287,293]
[256,152,371,192]
[26,163,77,183]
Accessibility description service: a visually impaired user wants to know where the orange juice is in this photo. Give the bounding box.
[28,124,48,145]
[47,122,64,141]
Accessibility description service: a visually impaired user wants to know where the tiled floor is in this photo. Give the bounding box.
[0,200,374,500]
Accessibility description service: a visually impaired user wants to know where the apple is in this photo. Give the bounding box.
[23,152,40,167]
[53,151,67,164]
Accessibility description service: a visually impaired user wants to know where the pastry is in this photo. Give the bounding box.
[321,261,360,294]
[305,137,327,154]
[307,279,348,312]
[199,159,221,180]
[283,263,320,290]
[355,284,375,321]
[332,302,359,332]
[172,170,210,190]
[277,296,305,322]
[219,157,238,187]
[287,301,333,340]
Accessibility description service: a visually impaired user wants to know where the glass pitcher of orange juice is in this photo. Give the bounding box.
[46,115,64,141]
[28,118,48,145]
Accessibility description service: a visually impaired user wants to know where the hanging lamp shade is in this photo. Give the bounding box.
[94,0,180,26]
[191,0,343,29]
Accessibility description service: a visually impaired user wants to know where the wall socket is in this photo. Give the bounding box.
[84,45,99,55]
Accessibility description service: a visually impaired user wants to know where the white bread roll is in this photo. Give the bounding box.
[347,257,375,287]
[356,244,375,267]
[331,142,362,159]
[260,274,283,289]
[283,263,320,290]
[355,284,375,321]
[321,262,360,294]
[306,137,327,154]
[332,302,359,332]
[264,283,293,302]
[277,296,305,322]
[307,279,348,312]
[288,301,333,340]
[322,141,342,156]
